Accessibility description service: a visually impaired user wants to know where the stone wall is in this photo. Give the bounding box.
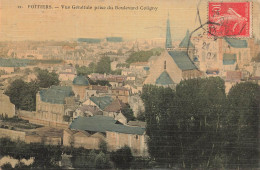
[0,128,26,141]
[106,131,148,157]
[0,93,15,118]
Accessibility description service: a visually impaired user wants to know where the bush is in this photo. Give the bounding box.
[1,163,13,170]
[95,152,111,169]
[99,140,107,153]
[110,145,133,169]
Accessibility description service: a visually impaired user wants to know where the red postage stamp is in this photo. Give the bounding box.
[208,2,251,37]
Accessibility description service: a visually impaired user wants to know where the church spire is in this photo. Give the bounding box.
[165,13,173,49]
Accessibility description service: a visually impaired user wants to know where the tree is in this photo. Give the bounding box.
[96,56,111,74]
[5,79,39,111]
[36,69,59,88]
[95,151,111,169]
[121,104,135,122]
[99,140,108,153]
[141,77,227,168]
[110,145,133,169]
[225,82,260,169]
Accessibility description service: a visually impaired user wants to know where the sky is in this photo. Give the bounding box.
[0,0,259,41]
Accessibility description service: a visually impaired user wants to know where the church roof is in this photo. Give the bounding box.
[179,30,194,48]
[73,75,89,86]
[168,51,197,70]
[165,16,173,49]
[224,38,248,48]
[70,115,145,135]
[156,71,174,85]
[39,86,74,104]
[223,53,237,65]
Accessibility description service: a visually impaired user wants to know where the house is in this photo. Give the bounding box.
[69,116,148,156]
[85,85,109,99]
[83,96,113,111]
[0,93,15,118]
[72,75,90,101]
[63,129,105,149]
[35,86,78,124]
[103,98,127,124]
[73,105,102,118]
[111,87,130,103]
[59,67,76,81]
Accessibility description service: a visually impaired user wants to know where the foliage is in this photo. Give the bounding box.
[110,145,133,169]
[95,151,111,169]
[116,63,130,68]
[1,163,13,170]
[126,48,163,64]
[5,79,39,111]
[36,69,60,88]
[91,80,111,87]
[110,69,122,75]
[225,82,260,169]
[0,138,62,168]
[99,140,108,153]
[121,104,135,122]
[136,111,145,121]
[141,77,232,168]
[96,56,111,74]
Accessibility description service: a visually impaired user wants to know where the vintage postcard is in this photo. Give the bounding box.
[0,0,259,169]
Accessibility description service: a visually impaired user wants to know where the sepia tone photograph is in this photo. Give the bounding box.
[0,0,259,169]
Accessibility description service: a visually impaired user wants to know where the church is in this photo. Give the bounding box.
[144,16,201,87]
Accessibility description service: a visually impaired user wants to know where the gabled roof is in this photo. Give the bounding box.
[89,96,113,110]
[104,98,126,112]
[39,86,74,104]
[223,53,237,65]
[168,51,197,70]
[155,71,174,85]
[179,30,194,48]
[73,75,89,86]
[70,116,145,135]
[224,38,248,48]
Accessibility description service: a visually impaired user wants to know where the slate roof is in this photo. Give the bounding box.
[223,53,237,65]
[168,51,197,70]
[0,58,31,67]
[70,116,145,135]
[155,71,174,85]
[73,75,89,86]
[89,96,113,110]
[179,30,194,48]
[39,86,74,104]
[224,38,248,48]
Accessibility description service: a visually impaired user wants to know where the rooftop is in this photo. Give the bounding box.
[224,38,248,48]
[168,51,197,70]
[73,75,90,86]
[156,71,174,85]
[179,30,194,48]
[223,53,237,65]
[89,96,113,110]
[39,86,74,104]
[70,116,145,135]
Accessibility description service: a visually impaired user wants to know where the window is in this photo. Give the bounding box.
[135,135,138,140]
[164,60,166,70]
